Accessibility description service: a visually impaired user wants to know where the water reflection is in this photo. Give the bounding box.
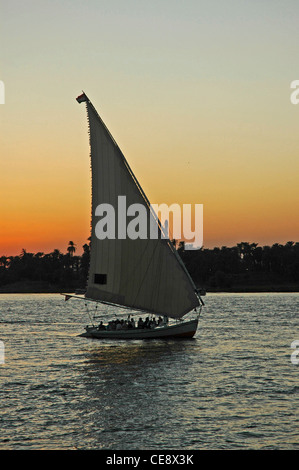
[85,339,194,366]
[75,339,200,449]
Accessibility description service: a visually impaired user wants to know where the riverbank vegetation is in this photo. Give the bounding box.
[0,241,298,293]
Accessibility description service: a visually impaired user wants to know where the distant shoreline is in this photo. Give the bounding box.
[0,281,298,295]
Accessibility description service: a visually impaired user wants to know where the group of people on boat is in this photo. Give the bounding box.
[97,315,168,331]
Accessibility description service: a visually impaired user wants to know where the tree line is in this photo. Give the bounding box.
[0,240,298,292]
[0,241,90,292]
[178,240,299,291]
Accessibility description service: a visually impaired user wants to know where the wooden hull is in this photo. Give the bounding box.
[80,318,199,340]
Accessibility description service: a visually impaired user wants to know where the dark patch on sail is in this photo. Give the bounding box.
[94,273,107,285]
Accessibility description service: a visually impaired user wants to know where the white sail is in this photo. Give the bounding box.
[78,93,200,319]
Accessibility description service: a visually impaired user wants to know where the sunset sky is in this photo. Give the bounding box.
[1,0,299,256]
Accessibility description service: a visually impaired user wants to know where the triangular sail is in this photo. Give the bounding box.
[78,93,200,319]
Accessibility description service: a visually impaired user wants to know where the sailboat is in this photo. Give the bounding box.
[65,92,204,339]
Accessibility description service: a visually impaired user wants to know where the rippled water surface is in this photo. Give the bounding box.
[0,293,298,450]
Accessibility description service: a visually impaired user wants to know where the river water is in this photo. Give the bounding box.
[0,293,298,450]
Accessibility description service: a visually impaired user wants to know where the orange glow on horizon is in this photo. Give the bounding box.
[1,109,298,257]
[1,1,299,256]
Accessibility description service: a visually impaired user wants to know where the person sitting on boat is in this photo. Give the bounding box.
[147,317,155,328]
[98,321,105,330]
[138,317,144,329]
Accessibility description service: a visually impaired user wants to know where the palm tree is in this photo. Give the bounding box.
[67,241,76,257]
